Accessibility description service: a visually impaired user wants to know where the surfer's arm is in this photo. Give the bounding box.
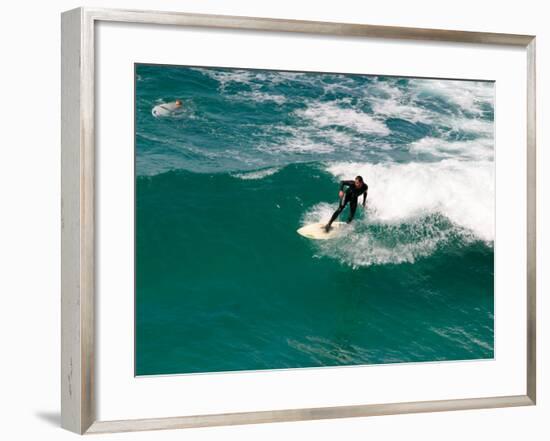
[339,180,354,191]
[362,190,367,207]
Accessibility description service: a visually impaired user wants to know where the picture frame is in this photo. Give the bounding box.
[61,7,536,435]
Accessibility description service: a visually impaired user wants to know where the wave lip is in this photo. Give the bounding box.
[232,167,281,180]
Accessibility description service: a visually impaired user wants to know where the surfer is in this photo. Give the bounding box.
[324,176,368,232]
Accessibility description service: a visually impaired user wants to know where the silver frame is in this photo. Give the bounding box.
[61,7,537,435]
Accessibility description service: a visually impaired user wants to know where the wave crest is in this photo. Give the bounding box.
[326,160,494,242]
[231,167,281,180]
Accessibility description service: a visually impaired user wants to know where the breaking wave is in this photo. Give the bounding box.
[302,159,493,267]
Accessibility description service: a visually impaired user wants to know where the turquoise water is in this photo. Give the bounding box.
[135,64,494,376]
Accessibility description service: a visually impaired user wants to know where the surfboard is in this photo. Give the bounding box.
[297,222,346,240]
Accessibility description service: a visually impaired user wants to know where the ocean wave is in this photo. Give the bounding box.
[326,160,494,241]
[364,80,434,124]
[257,125,336,154]
[194,67,348,90]
[301,159,493,267]
[231,167,281,180]
[371,99,433,124]
[231,91,287,104]
[429,326,494,353]
[303,204,477,267]
[191,68,493,123]
[409,137,494,161]
[366,77,493,115]
[287,336,375,365]
[442,117,494,137]
[295,101,390,136]
[138,68,494,181]
[191,68,260,92]
[361,77,493,131]
[411,79,494,116]
[191,67,316,95]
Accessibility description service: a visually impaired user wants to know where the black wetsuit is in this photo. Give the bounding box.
[327,180,368,228]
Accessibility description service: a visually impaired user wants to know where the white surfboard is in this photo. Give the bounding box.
[297,222,346,240]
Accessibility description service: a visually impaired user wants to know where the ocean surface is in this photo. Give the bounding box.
[135,64,494,376]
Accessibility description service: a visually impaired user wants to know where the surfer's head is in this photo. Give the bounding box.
[175,100,183,107]
[354,176,364,188]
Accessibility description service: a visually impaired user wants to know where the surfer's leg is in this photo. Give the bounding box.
[327,207,343,227]
[326,197,348,231]
[347,199,358,223]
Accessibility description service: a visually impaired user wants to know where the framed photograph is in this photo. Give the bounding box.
[61,7,536,434]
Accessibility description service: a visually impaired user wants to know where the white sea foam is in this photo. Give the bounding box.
[409,137,494,161]
[233,91,287,104]
[326,160,494,241]
[193,68,312,93]
[371,99,433,124]
[303,202,471,267]
[411,79,494,116]
[192,68,258,91]
[322,129,358,147]
[269,71,307,82]
[295,102,390,136]
[364,81,434,124]
[232,167,281,180]
[257,124,398,161]
[319,75,358,96]
[444,117,494,137]
[362,78,494,131]
[258,125,335,154]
